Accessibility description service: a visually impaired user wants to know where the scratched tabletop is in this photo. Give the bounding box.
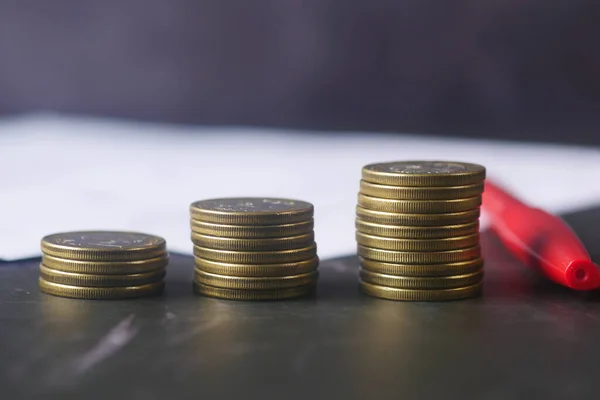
[2,207,600,399]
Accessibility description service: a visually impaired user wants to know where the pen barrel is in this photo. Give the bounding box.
[483,181,529,217]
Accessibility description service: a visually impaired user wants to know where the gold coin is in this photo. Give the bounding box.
[356,206,480,226]
[356,232,479,251]
[39,278,164,300]
[362,161,486,187]
[356,219,479,239]
[360,180,484,200]
[195,257,319,277]
[193,243,317,264]
[41,231,166,262]
[359,280,482,301]
[190,198,313,225]
[190,219,314,238]
[359,268,483,289]
[357,244,481,264]
[360,257,484,277]
[190,232,315,251]
[194,270,318,290]
[41,254,169,275]
[358,193,482,214]
[39,264,166,287]
[193,282,315,301]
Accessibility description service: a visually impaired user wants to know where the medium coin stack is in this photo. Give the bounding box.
[356,161,486,301]
[190,198,319,301]
[39,231,168,299]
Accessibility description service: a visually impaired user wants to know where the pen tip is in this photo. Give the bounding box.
[566,260,600,291]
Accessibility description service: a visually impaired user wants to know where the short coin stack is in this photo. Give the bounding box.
[356,161,486,301]
[190,198,319,300]
[39,231,168,299]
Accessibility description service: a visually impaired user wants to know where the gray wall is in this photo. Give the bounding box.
[1,1,599,143]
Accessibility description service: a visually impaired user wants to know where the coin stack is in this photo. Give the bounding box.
[190,198,319,301]
[356,161,486,301]
[39,231,168,299]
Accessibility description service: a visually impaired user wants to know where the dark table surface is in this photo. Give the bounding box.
[2,207,600,399]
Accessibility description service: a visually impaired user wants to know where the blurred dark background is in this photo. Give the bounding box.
[1,1,599,144]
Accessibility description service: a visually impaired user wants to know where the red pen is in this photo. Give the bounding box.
[483,181,600,291]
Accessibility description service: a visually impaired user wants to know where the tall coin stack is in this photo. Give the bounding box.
[190,198,319,301]
[39,231,168,299]
[356,161,486,301]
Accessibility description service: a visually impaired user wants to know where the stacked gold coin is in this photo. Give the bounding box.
[39,231,168,299]
[356,161,486,301]
[190,198,318,301]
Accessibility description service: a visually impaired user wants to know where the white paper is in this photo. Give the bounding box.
[1,114,600,261]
